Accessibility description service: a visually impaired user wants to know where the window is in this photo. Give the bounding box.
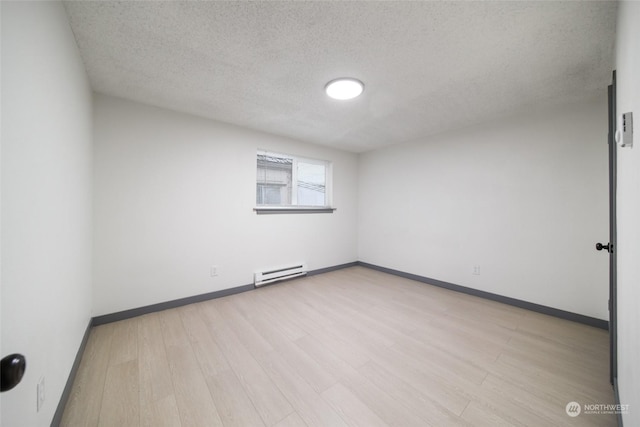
[256,150,333,213]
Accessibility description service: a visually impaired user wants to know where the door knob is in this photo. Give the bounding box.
[596,242,611,252]
[1,354,26,392]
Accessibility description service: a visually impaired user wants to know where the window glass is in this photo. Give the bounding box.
[297,161,326,206]
[256,151,331,208]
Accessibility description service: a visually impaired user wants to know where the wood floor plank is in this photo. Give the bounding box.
[205,369,267,427]
[61,267,616,427]
[216,299,275,356]
[275,341,338,393]
[98,359,139,427]
[357,360,471,427]
[389,328,490,385]
[60,324,115,427]
[108,318,138,366]
[139,394,181,427]
[338,369,434,427]
[138,313,174,404]
[323,321,392,359]
[369,344,471,416]
[205,319,294,427]
[294,334,359,382]
[461,400,524,427]
[517,309,609,353]
[257,283,329,337]
[273,412,308,427]
[486,354,614,404]
[160,310,224,427]
[255,350,349,427]
[280,284,336,331]
[137,313,182,427]
[446,297,524,331]
[498,346,610,392]
[481,373,616,427]
[321,382,388,427]
[178,304,230,377]
[409,321,503,367]
[197,298,228,328]
[507,327,608,371]
[306,326,371,369]
[229,292,299,348]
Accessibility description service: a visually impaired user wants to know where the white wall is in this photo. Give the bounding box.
[1,2,93,426]
[359,96,609,320]
[93,94,358,316]
[615,2,640,424]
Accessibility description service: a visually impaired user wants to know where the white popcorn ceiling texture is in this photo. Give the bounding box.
[64,1,616,152]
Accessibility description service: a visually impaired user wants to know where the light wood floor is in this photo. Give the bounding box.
[61,266,616,426]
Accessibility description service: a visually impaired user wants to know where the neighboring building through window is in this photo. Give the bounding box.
[256,151,331,208]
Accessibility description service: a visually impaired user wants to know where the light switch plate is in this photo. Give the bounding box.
[619,112,633,148]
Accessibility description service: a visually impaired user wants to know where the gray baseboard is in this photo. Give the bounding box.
[92,261,359,326]
[92,283,255,326]
[357,261,609,330]
[308,261,359,276]
[50,318,93,427]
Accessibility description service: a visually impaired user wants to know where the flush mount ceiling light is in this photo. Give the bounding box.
[325,78,364,100]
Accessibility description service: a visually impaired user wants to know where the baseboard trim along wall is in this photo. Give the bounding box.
[92,284,255,326]
[357,261,609,330]
[92,262,359,326]
[307,261,359,276]
[92,260,606,329]
[51,319,93,427]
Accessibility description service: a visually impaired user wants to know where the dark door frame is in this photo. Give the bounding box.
[607,70,617,387]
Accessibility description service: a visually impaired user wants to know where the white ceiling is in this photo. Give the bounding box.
[64,1,617,153]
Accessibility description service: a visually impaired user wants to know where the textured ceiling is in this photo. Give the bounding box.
[64,1,617,153]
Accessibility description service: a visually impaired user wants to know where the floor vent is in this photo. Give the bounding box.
[254,263,307,287]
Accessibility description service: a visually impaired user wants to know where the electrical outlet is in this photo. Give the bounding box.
[210,265,219,277]
[473,265,480,276]
[37,376,45,412]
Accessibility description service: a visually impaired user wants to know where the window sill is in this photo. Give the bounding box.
[254,207,336,215]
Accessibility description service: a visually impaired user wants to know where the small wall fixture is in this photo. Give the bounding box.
[325,78,364,100]
[616,112,633,148]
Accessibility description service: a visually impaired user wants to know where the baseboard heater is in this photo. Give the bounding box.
[254,263,307,287]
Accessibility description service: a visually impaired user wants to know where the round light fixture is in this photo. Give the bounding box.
[325,78,364,100]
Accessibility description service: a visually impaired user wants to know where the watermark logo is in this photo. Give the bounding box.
[565,401,630,417]
[566,401,581,417]
[584,403,630,415]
